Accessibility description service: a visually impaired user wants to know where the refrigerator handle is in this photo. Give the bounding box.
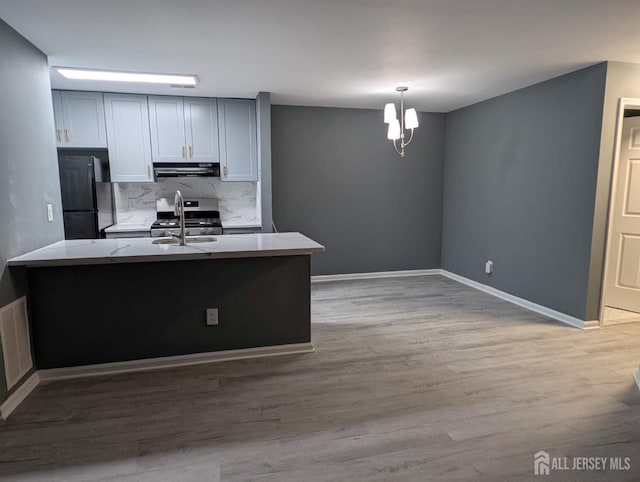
[87,163,95,191]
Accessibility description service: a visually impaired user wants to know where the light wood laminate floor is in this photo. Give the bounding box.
[1,275,640,481]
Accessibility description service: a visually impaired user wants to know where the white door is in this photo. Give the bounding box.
[605,116,640,313]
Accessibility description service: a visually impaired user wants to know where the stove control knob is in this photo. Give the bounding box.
[158,230,166,237]
[185,229,191,236]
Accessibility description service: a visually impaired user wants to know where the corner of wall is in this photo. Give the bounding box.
[256,92,273,232]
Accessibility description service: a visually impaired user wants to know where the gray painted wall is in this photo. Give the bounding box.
[271,105,445,275]
[0,19,64,403]
[442,63,607,320]
[585,61,640,320]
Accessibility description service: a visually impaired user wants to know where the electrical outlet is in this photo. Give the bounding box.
[46,203,54,222]
[206,308,218,326]
[485,260,493,275]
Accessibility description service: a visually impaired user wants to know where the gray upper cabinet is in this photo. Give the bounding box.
[52,91,107,148]
[148,96,186,163]
[184,98,219,163]
[104,94,154,183]
[218,99,258,182]
[52,91,65,147]
[149,96,219,163]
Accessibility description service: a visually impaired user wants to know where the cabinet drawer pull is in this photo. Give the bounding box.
[188,145,192,158]
[223,165,228,177]
[65,129,70,142]
[56,128,62,143]
[147,165,151,178]
[182,146,185,158]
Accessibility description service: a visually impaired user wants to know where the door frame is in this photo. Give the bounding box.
[599,97,640,326]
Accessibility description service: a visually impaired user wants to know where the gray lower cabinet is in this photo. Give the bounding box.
[52,91,107,148]
[218,99,258,182]
[104,94,154,183]
[149,96,219,163]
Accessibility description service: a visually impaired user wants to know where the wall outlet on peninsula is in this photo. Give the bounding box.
[206,308,219,326]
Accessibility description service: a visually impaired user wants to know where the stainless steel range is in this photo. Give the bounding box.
[151,197,223,237]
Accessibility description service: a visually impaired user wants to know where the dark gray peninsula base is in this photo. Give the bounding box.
[29,255,310,369]
[8,233,324,373]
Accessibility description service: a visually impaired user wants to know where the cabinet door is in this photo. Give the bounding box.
[148,96,186,163]
[218,99,258,182]
[52,91,65,147]
[60,91,107,148]
[184,98,219,163]
[104,94,153,183]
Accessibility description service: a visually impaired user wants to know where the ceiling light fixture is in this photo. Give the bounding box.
[55,68,198,86]
[384,87,419,158]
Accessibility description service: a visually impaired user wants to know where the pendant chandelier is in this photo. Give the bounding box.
[384,86,419,158]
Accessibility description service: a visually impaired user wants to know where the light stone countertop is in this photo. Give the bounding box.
[8,233,324,267]
[104,224,152,233]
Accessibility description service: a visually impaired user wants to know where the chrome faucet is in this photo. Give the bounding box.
[171,190,187,246]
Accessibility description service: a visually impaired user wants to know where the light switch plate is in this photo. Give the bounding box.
[206,308,218,326]
[46,203,54,222]
[485,260,493,275]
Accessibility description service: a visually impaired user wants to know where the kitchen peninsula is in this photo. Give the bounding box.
[9,233,324,375]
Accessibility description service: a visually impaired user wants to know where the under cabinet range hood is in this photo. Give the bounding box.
[153,162,220,178]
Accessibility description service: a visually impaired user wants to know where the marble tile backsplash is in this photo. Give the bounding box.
[113,178,260,227]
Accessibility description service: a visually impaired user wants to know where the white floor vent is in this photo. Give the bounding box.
[0,297,33,390]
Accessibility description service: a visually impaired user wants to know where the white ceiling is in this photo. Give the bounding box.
[1,0,640,112]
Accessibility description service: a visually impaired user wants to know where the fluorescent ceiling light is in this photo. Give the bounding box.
[55,68,198,86]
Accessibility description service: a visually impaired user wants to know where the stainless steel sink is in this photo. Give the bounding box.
[151,236,218,245]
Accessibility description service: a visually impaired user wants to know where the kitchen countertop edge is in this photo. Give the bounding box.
[8,233,325,268]
[104,224,152,233]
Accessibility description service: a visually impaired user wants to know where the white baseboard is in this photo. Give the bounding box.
[311,269,441,283]
[38,342,314,382]
[439,270,597,330]
[582,320,601,329]
[635,368,640,393]
[0,371,39,420]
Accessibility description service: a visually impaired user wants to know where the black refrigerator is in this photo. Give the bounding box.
[58,155,114,239]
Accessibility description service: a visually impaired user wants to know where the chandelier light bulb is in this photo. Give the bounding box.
[384,103,397,124]
[387,118,401,140]
[405,108,419,129]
